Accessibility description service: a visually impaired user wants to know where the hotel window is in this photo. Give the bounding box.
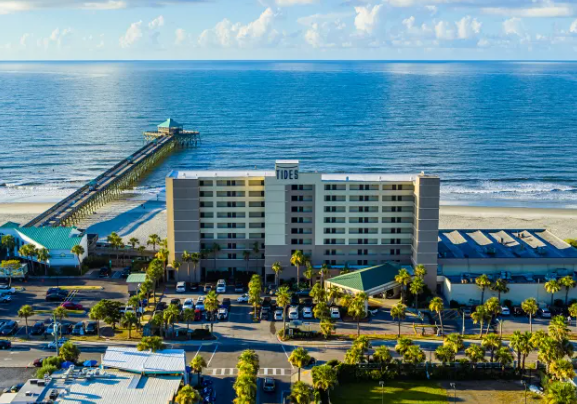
[249,212,265,218]
[292,206,305,213]
[324,206,345,213]
[248,180,265,186]
[399,185,403,190]
[292,195,305,202]
[292,185,304,190]
[357,260,368,266]
[227,243,237,249]
[357,249,368,255]
[392,184,397,190]
[390,249,401,255]
[200,223,214,229]
[200,202,213,208]
[325,249,337,255]
[199,191,213,197]
[324,228,338,234]
[292,217,305,223]
[325,260,337,266]
[249,223,265,229]
[200,212,214,218]
[249,201,265,208]
[324,184,345,191]
[227,253,237,259]
[292,228,305,234]
[291,239,305,245]
[199,180,213,186]
[249,191,265,197]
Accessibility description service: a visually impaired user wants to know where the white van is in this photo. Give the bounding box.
[216,279,226,293]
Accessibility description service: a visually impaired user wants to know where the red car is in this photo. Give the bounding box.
[194,309,202,321]
[60,302,84,310]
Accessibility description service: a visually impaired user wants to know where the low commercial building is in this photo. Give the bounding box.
[438,229,577,305]
[325,262,408,297]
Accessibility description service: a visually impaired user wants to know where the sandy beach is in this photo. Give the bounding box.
[1,199,577,244]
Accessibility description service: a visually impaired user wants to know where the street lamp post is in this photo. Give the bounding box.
[450,383,456,403]
[462,311,465,336]
[379,381,385,404]
[522,380,527,404]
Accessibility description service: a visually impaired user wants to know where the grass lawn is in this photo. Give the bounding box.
[332,381,448,404]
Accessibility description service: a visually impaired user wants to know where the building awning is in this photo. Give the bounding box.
[325,262,407,295]
[126,273,147,283]
[102,347,186,374]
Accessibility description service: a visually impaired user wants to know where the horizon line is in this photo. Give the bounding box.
[1,59,577,63]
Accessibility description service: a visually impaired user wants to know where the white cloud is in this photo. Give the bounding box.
[148,15,164,30]
[456,16,481,39]
[198,8,280,48]
[297,12,352,26]
[384,0,415,6]
[503,17,523,35]
[83,1,126,10]
[482,5,573,18]
[20,33,32,47]
[571,19,577,33]
[0,1,31,14]
[119,20,143,48]
[175,28,188,45]
[354,4,383,34]
[303,20,348,48]
[275,0,315,5]
[425,5,437,16]
[434,20,454,40]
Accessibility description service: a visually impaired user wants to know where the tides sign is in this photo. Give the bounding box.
[275,160,299,181]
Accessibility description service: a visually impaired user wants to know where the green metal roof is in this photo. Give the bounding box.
[158,118,182,129]
[0,221,20,229]
[127,273,147,283]
[16,227,83,250]
[327,263,402,292]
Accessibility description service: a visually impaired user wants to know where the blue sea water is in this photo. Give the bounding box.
[0,61,576,207]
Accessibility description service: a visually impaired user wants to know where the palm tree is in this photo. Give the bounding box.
[181,251,191,280]
[510,331,533,370]
[327,285,342,306]
[475,274,492,303]
[544,381,577,404]
[204,290,220,333]
[485,297,502,333]
[271,261,282,287]
[36,248,50,276]
[522,297,539,333]
[137,336,165,352]
[310,282,326,304]
[390,302,406,337]
[444,333,464,354]
[319,263,330,286]
[303,262,315,288]
[481,333,501,363]
[175,386,201,404]
[18,244,36,273]
[163,304,181,336]
[277,286,291,337]
[494,346,513,368]
[121,312,138,338]
[569,303,577,328]
[394,336,413,355]
[545,279,562,307]
[435,345,455,365]
[71,245,85,275]
[288,347,311,381]
[465,344,486,367]
[1,235,15,257]
[394,268,412,303]
[172,260,181,279]
[290,250,305,284]
[403,345,426,365]
[472,305,490,337]
[319,319,335,339]
[128,237,140,250]
[182,308,195,330]
[373,345,392,366]
[18,305,35,336]
[414,264,427,278]
[560,276,576,307]
[242,250,251,272]
[549,315,570,342]
[107,232,124,263]
[211,243,221,272]
[147,259,164,301]
[136,245,146,257]
[189,252,200,282]
[349,292,368,337]
[290,381,313,404]
[147,234,161,251]
[190,355,207,384]
[429,297,444,335]
[490,278,510,304]
[155,248,170,281]
[311,364,338,402]
[409,276,425,309]
[550,359,576,381]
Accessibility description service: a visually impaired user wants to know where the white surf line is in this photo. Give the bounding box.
[280,344,294,369]
[207,344,218,367]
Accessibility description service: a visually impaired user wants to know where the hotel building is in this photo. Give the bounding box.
[166,160,440,288]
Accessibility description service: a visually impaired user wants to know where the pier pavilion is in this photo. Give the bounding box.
[143,118,200,146]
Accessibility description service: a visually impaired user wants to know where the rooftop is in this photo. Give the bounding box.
[167,170,419,182]
[126,273,147,283]
[16,227,83,250]
[167,170,274,179]
[0,221,20,229]
[320,173,415,182]
[326,262,405,292]
[438,229,577,260]
[157,118,182,129]
[102,347,186,374]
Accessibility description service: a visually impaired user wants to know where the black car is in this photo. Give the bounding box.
[30,322,46,336]
[0,339,11,349]
[46,292,67,302]
[303,298,314,308]
[120,267,131,279]
[221,298,231,309]
[85,321,98,335]
[190,283,199,292]
[156,302,168,311]
[262,297,272,308]
[260,306,271,320]
[290,294,300,306]
[234,283,245,293]
[0,321,17,336]
[72,322,85,336]
[99,267,111,278]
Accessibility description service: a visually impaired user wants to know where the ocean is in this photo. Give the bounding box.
[0,61,576,208]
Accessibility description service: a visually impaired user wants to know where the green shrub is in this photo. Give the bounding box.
[43,356,62,368]
[36,365,58,378]
[326,359,340,368]
[83,256,109,269]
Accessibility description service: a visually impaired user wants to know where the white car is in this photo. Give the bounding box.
[330,307,340,320]
[47,338,68,349]
[176,282,186,293]
[302,307,313,319]
[182,298,194,311]
[274,309,284,321]
[196,296,205,311]
[237,294,249,303]
[0,295,11,303]
[217,308,228,320]
[288,306,299,320]
[501,306,510,316]
[540,308,552,318]
[0,285,15,294]
[216,280,226,294]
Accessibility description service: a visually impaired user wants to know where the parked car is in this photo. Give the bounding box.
[216,280,226,293]
[204,283,214,293]
[330,307,340,320]
[290,294,300,306]
[501,306,510,316]
[170,298,182,309]
[33,357,47,367]
[189,283,199,292]
[194,309,202,321]
[120,267,131,279]
[176,282,187,293]
[461,307,472,318]
[540,308,552,318]
[196,297,205,311]
[0,295,11,303]
[72,322,85,336]
[260,306,271,321]
[85,321,98,335]
[60,301,84,310]
[0,340,11,350]
[217,308,228,320]
[221,298,231,309]
[46,290,67,302]
[183,298,195,311]
[302,307,313,319]
[47,338,68,349]
[262,378,276,392]
[512,306,523,316]
[288,306,299,320]
[155,302,168,311]
[274,308,284,321]
[0,321,17,336]
[30,322,46,336]
[98,267,111,278]
[302,298,314,308]
[0,284,15,294]
[237,294,249,303]
[234,283,245,293]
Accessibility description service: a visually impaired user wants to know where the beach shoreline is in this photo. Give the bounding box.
[1,201,576,242]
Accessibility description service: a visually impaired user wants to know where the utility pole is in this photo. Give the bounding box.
[379,381,385,404]
[462,311,465,336]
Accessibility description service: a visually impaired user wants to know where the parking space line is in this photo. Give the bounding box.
[207,345,218,367]
[280,344,294,369]
[193,345,202,359]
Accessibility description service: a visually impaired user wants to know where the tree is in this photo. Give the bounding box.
[146,259,164,302]
[172,260,181,278]
[147,234,161,251]
[71,244,85,275]
[409,276,425,309]
[271,261,283,287]
[89,301,107,338]
[189,252,200,282]
[289,347,311,381]
[549,315,570,342]
[53,306,68,322]
[319,263,330,286]
[403,345,426,365]
[395,336,413,355]
[352,335,371,363]
[475,274,492,303]
[327,285,342,306]
[429,297,444,335]
[163,304,181,336]
[472,305,490,337]
[560,276,576,307]
[485,297,502,333]
[182,308,195,330]
[128,237,140,250]
[435,345,455,365]
[18,305,35,336]
[310,282,326,304]
[175,386,201,404]
[391,302,407,337]
[522,298,539,333]
[313,301,330,320]
[1,259,21,286]
[37,365,58,378]
[1,235,15,257]
[494,346,513,367]
[156,248,170,281]
[490,278,510,304]
[190,355,207,384]
[36,248,50,276]
[59,341,80,362]
[204,290,220,333]
[107,232,124,263]
[303,262,315,288]
[373,345,392,366]
[137,336,165,352]
[248,274,262,322]
[550,359,576,381]
[444,333,464,354]
[121,312,138,339]
[481,333,501,363]
[510,331,533,370]
[395,268,412,303]
[344,346,363,365]
[18,244,37,273]
[414,264,427,278]
[290,250,305,284]
[348,292,368,337]
[243,250,251,272]
[290,381,313,404]
[312,364,338,402]
[465,344,486,367]
[545,279,562,307]
[211,243,221,272]
[544,381,577,404]
[277,285,291,337]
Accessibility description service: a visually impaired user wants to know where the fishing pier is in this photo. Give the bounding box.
[25,119,199,228]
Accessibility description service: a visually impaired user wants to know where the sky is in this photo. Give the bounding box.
[1,0,577,60]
